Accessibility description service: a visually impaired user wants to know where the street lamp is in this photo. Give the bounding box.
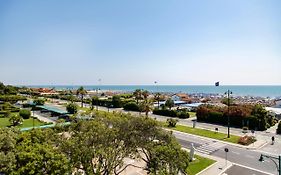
[225,90,232,138]
[259,154,281,175]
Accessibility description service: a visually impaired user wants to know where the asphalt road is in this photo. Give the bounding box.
[173,132,277,175]
[224,164,270,175]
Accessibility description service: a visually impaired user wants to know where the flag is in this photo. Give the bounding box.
[215,82,219,86]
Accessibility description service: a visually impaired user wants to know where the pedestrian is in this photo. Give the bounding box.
[271,136,275,145]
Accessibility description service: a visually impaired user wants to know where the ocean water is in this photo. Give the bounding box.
[27,85,281,98]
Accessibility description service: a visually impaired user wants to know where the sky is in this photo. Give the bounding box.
[0,0,280,85]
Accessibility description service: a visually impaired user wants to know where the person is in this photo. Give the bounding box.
[271,136,275,145]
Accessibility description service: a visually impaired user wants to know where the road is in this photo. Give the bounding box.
[173,131,277,175]
[224,164,271,175]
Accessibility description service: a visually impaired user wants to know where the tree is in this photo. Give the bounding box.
[76,86,87,108]
[154,92,161,109]
[91,96,99,110]
[133,89,142,104]
[15,129,70,175]
[9,114,23,126]
[139,100,153,116]
[0,128,18,174]
[112,95,122,108]
[19,109,31,119]
[66,103,78,114]
[142,90,150,101]
[165,98,175,110]
[252,104,268,130]
[277,121,281,134]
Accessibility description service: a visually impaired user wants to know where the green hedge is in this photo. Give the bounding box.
[123,102,140,111]
[196,105,276,131]
[153,109,190,119]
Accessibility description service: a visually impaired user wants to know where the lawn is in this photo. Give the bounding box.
[0,117,45,128]
[186,155,216,175]
[168,124,240,144]
[188,112,196,118]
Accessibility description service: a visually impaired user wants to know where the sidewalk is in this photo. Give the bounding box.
[33,113,56,124]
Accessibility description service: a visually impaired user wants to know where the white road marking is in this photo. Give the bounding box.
[231,151,240,155]
[245,155,255,159]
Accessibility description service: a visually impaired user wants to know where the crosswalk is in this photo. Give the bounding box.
[195,141,225,155]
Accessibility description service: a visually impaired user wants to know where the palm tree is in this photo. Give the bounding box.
[154,92,161,109]
[142,90,150,101]
[133,89,142,104]
[76,86,87,108]
[139,100,153,117]
[165,98,174,110]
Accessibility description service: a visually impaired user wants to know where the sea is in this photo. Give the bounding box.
[27,85,281,99]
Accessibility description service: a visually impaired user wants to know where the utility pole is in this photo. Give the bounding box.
[225,90,232,138]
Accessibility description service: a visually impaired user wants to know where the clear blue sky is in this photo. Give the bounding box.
[0,0,280,85]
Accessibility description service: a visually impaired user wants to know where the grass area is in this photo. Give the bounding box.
[168,124,240,144]
[0,117,45,128]
[186,155,216,175]
[188,112,196,118]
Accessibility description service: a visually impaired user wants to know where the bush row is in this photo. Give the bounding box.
[196,104,278,131]
[153,109,190,119]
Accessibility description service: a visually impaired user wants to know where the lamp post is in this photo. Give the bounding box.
[259,154,281,175]
[225,90,232,138]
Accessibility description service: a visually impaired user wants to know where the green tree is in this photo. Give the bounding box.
[139,100,153,116]
[66,103,78,114]
[76,86,87,108]
[165,98,175,110]
[142,90,150,101]
[112,95,122,108]
[9,114,23,126]
[91,96,99,110]
[15,129,70,175]
[154,92,161,109]
[133,89,142,104]
[0,128,18,174]
[252,104,268,130]
[19,109,31,119]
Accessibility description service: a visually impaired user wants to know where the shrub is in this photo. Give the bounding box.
[178,111,190,119]
[112,95,122,108]
[153,109,177,117]
[123,102,140,111]
[277,121,281,134]
[19,109,31,119]
[66,103,78,114]
[9,114,23,126]
[238,135,256,145]
[167,118,179,127]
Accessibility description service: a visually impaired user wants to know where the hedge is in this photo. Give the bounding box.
[153,109,190,119]
[123,102,140,112]
[196,105,276,131]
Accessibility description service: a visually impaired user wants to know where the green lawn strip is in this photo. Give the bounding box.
[20,118,46,128]
[0,118,11,127]
[0,118,46,128]
[186,155,216,175]
[169,124,240,144]
[188,112,196,118]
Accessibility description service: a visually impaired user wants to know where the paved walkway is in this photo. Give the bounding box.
[33,113,56,124]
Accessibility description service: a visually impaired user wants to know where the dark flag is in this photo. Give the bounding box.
[215,82,220,86]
